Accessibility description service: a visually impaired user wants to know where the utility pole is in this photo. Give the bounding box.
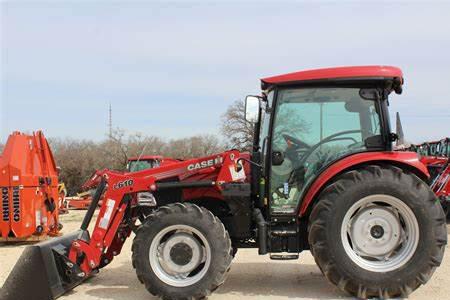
[109,102,113,139]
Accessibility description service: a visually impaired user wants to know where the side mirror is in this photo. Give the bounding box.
[245,96,260,123]
[272,151,284,166]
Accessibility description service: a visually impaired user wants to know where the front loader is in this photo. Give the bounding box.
[1,66,447,300]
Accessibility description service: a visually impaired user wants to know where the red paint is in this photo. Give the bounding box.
[419,156,450,201]
[420,156,448,166]
[63,195,93,210]
[261,65,403,86]
[432,163,450,199]
[67,150,249,274]
[298,151,429,216]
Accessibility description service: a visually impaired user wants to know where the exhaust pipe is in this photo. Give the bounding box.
[253,208,268,255]
[0,179,107,300]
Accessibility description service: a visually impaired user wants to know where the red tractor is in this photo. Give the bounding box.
[2,66,446,300]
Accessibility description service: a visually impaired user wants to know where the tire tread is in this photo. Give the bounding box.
[308,164,447,298]
[132,202,232,299]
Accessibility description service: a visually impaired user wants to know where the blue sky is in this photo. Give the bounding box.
[1,1,449,144]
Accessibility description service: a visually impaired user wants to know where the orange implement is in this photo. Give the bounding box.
[0,131,61,241]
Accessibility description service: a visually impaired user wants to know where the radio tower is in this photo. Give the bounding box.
[108,102,113,139]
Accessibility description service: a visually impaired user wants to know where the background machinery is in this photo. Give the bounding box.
[57,183,68,214]
[127,155,179,172]
[409,138,450,214]
[1,66,446,300]
[0,131,61,242]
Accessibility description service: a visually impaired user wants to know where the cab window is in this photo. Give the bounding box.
[269,87,382,214]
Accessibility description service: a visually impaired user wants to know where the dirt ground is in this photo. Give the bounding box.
[1,210,449,300]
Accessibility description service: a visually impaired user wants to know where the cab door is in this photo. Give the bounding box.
[269,87,383,214]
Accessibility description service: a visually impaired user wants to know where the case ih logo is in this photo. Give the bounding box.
[187,157,223,171]
[1,187,9,221]
[12,187,20,222]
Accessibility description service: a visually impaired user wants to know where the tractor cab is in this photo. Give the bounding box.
[246,66,403,216]
[127,156,180,172]
[127,156,163,172]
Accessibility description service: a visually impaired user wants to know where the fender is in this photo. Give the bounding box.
[298,151,429,216]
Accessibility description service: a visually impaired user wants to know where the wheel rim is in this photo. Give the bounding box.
[340,194,419,272]
[149,224,211,287]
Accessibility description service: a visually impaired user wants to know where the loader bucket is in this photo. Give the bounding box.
[0,230,86,300]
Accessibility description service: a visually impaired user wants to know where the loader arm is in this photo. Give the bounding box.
[69,150,245,274]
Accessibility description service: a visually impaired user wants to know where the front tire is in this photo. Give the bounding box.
[308,165,447,298]
[132,203,232,299]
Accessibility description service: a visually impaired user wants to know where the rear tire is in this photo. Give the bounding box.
[132,203,232,300]
[308,165,447,298]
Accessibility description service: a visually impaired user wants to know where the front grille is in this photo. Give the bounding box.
[12,187,20,222]
[2,187,9,221]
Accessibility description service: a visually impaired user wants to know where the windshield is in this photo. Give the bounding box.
[274,88,381,149]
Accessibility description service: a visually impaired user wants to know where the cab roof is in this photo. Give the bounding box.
[261,66,403,88]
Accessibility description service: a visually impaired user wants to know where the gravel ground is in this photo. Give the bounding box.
[1,210,449,300]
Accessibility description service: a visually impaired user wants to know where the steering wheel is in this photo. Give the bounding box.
[274,130,362,195]
[282,134,311,150]
[281,130,362,187]
[298,130,362,165]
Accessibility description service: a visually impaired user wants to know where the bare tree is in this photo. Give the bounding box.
[49,130,225,195]
[193,135,223,156]
[128,135,166,158]
[221,99,255,151]
[100,129,133,170]
[50,138,104,195]
[165,135,224,159]
[271,107,311,147]
[98,129,167,171]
